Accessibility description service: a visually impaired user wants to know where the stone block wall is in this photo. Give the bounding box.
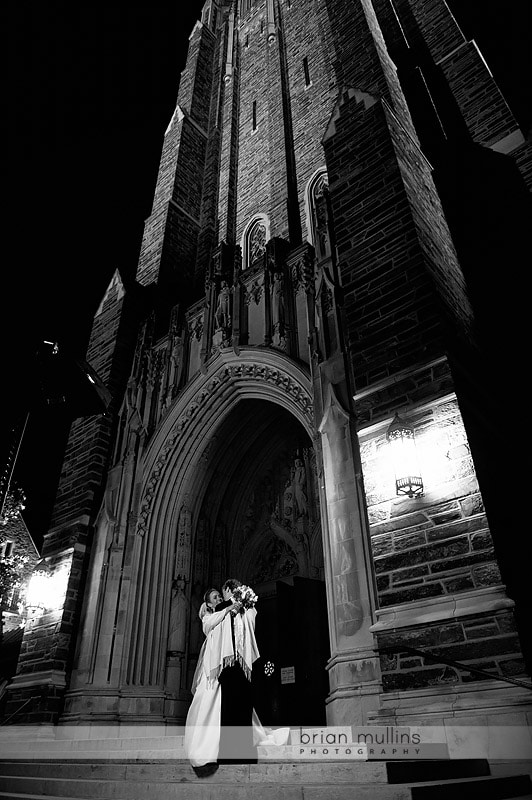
[359,393,527,690]
[6,542,85,722]
[360,396,500,607]
[323,93,452,391]
[50,275,131,529]
[378,610,525,692]
[136,21,215,295]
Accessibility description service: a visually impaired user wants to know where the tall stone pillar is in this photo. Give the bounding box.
[318,386,381,725]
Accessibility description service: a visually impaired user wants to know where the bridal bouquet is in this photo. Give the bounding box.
[231,584,258,610]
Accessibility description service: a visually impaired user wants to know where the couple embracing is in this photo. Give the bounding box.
[184,578,260,777]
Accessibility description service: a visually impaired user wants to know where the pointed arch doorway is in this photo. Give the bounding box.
[187,398,330,727]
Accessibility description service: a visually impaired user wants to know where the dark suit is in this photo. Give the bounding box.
[216,599,257,763]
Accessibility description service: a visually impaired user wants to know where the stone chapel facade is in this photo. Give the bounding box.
[7,0,531,728]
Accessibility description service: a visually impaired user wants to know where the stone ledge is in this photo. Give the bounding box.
[370,586,513,632]
[7,669,67,690]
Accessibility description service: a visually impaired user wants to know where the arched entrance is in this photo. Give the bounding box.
[63,350,380,726]
[132,350,331,725]
[186,399,330,726]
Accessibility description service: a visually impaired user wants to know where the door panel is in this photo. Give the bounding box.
[252,578,329,726]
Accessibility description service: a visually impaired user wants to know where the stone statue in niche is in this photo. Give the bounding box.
[166,501,193,696]
[168,577,188,653]
[313,175,331,261]
[175,504,192,575]
[168,329,185,400]
[214,280,232,331]
[283,480,294,525]
[292,457,308,517]
[271,271,285,346]
[125,375,139,413]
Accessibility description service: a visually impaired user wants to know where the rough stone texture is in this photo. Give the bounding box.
[511,138,532,192]
[377,610,526,692]
[360,396,502,608]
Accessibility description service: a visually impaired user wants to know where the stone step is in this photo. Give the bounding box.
[0,773,531,800]
[0,738,186,758]
[0,773,411,800]
[386,758,491,783]
[0,792,520,800]
[0,761,389,784]
[0,761,530,800]
[0,758,500,783]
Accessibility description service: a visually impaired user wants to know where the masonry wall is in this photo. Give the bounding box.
[379,610,524,692]
[359,394,527,690]
[49,277,133,532]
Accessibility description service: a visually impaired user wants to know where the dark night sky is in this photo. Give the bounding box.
[3,1,531,549]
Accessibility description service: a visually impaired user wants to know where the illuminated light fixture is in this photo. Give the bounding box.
[25,558,53,614]
[386,413,424,498]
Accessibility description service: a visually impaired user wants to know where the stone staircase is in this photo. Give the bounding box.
[0,729,530,800]
[0,756,531,800]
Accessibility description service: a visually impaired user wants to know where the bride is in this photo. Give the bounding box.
[184,587,233,777]
[184,581,287,777]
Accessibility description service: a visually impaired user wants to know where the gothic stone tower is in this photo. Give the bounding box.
[8,0,531,728]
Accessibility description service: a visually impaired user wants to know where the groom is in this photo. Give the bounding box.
[215,578,258,764]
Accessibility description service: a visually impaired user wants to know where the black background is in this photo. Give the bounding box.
[3,1,531,548]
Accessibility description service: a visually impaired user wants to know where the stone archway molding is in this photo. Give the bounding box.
[137,349,315,539]
[116,349,315,695]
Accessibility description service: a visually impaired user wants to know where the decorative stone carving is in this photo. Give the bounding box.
[248,220,267,267]
[167,577,187,654]
[136,362,313,537]
[191,316,203,341]
[175,503,192,580]
[312,174,331,261]
[292,457,308,517]
[251,534,299,584]
[271,271,285,346]
[214,280,232,331]
[245,279,263,305]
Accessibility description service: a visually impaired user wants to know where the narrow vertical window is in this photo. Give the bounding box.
[246,219,267,268]
[303,57,311,86]
[261,18,264,33]
[2,541,14,558]
[245,33,249,47]
[252,101,257,131]
[211,7,218,30]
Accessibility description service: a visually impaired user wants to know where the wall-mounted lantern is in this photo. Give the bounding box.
[25,559,53,615]
[386,413,424,498]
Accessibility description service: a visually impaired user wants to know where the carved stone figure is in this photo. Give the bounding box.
[271,271,285,337]
[312,175,331,261]
[214,281,232,330]
[292,457,308,517]
[175,503,192,580]
[168,577,188,653]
